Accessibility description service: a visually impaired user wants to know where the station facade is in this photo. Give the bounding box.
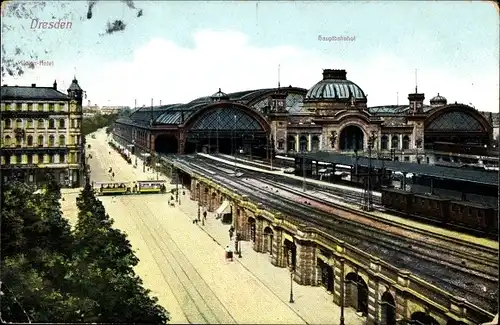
[113,69,495,165]
[184,174,493,325]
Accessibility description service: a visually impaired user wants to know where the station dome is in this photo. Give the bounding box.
[211,88,229,102]
[305,69,366,101]
[430,93,447,106]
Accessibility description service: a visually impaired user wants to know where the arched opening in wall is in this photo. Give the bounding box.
[299,135,308,152]
[155,134,178,154]
[263,227,274,255]
[211,192,217,210]
[345,272,368,316]
[284,239,296,269]
[410,312,440,325]
[311,136,320,152]
[380,291,396,325]
[339,126,364,150]
[391,135,399,149]
[381,135,389,150]
[248,217,256,242]
[287,135,296,153]
[185,106,268,156]
[402,135,410,150]
[317,259,334,292]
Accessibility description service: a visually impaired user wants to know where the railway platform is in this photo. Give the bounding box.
[197,154,498,250]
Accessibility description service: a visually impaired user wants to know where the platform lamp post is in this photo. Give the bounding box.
[339,257,345,325]
[289,264,295,303]
[197,185,201,223]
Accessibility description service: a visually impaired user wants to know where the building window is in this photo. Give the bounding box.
[27,154,33,164]
[404,156,410,162]
[5,119,12,129]
[278,140,284,150]
[16,154,22,164]
[27,119,34,128]
[4,135,11,146]
[48,154,55,164]
[55,103,60,112]
[48,119,55,129]
[49,135,55,146]
[37,119,44,128]
[16,119,23,128]
[380,135,388,150]
[27,135,33,146]
[37,103,43,111]
[48,103,54,111]
[402,136,410,150]
[59,153,65,163]
[15,136,21,147]
[391,135,399,149]
[38,135,44,146]
[28,103,33,111]
[59,135,66,146]
[33,154,38,164]
[59,119,65,128]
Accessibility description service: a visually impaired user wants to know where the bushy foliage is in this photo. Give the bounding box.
[82,113,119,136]
[1,181,169,323]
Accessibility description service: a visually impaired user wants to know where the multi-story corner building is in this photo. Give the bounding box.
[0,78,85,187]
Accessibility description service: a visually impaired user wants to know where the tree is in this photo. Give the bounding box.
[1,181,169,323]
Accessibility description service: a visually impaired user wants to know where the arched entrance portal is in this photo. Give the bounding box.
[155,134,178,154]
[345,272,368,316]
[247,217,256,242]
[185,106,268,156]
[284,239,296,269]
[263,227,273,255]
[317,259,334,292]
[381,291,396,325]
[339,125,364,150]
[410,312,440,325]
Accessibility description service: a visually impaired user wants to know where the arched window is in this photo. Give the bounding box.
[381,135,388,150]
[48,119,55,129]
[27,135,33,146]
[391,135,399,149]
[59,135,65,146]
[59,119,65,128]
[16,119,23,128]
[311,136,320,152]
[27,119,34,128]
[38,135,44,146]
[299,135,308,152]
[5,119,12,129]
[4,135,11,146]
[49,135,55,146]
[37,119,44,128]
[402,135,410,150]
[15,135,21,146]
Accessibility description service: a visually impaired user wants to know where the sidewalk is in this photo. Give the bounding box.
[175,190,365,325]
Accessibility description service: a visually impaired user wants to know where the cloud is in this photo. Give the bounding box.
[3,29,498,112]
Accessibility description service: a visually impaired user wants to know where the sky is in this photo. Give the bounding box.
[1,0,499,112]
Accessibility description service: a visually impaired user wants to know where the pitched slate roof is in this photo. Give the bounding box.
[1,85,69,101]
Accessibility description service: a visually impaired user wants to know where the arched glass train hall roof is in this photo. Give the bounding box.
[116,86,308,127]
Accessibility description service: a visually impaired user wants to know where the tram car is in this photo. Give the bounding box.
[135,180,167,194]
[381,188,498,238]
[93,181,132,195]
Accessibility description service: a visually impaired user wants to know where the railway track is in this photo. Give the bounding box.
[171,155,498,312]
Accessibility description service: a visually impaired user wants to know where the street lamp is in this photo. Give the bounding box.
[301,149,306,192]
[289,265,295,303]
[141,153,151,173]
[197,186,201,224]
[236,232,242,258]
[339,257,345,325]
[155,163,161,180]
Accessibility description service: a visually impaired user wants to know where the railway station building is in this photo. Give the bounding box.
[112,69,495,165]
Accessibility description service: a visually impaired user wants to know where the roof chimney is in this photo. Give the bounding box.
[53,80,57,90]
[31,83,36,87]
[2,84,6,87]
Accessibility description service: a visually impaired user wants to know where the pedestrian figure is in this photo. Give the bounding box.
[229,228,234,240]
[225,245,233,261]
[203,210,207,220]
[112,172,115,178]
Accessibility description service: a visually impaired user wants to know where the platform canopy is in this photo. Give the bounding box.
[296,151,498,186]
